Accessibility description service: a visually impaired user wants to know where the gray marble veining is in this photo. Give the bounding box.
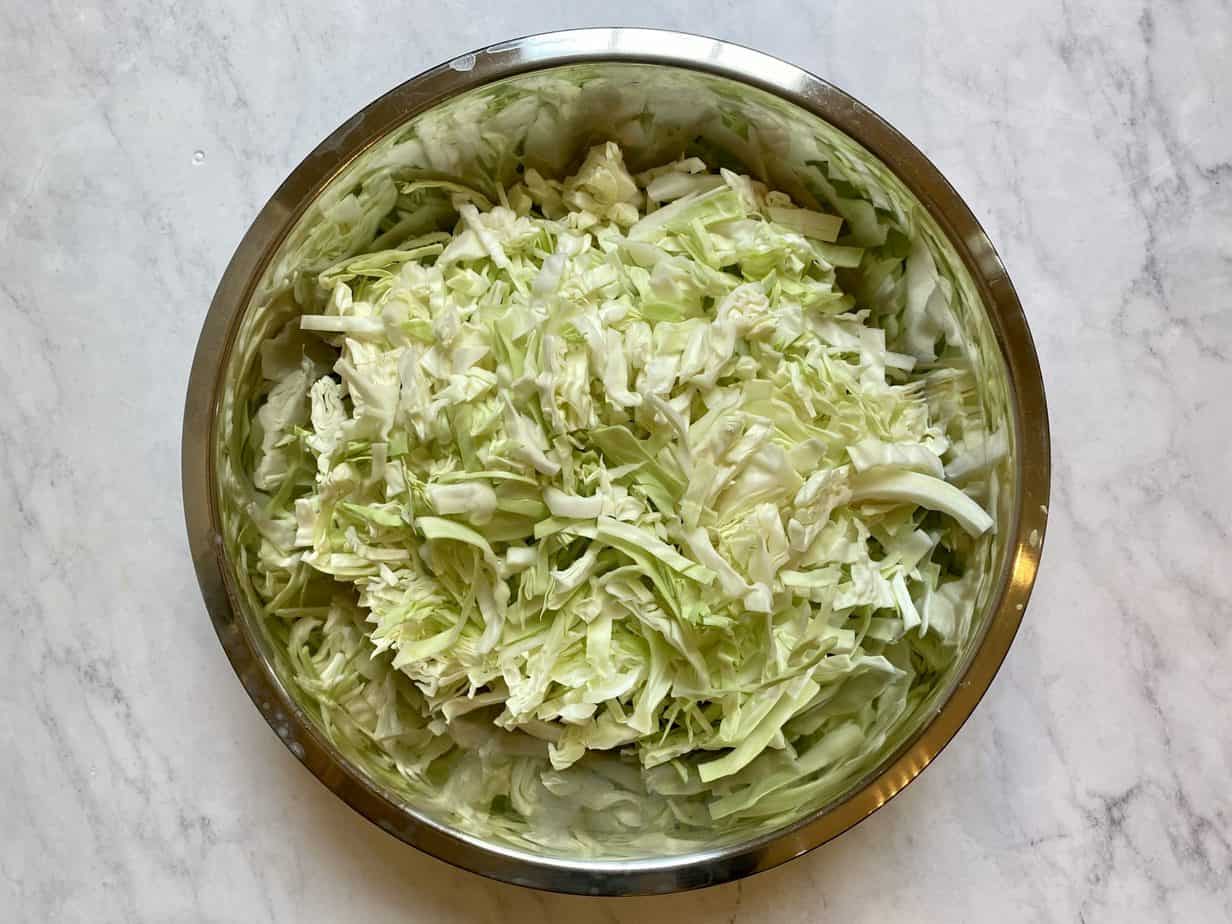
[1,1,1229,921]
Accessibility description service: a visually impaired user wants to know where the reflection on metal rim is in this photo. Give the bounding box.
[182,28,1050,896]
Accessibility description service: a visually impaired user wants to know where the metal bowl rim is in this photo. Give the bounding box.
[181,27,1050,896]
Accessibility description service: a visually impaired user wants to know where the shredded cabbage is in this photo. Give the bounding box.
[234,140,998,855]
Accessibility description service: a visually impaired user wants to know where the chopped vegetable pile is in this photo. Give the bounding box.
[238,142,998,853]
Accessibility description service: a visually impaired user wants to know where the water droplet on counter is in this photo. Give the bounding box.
[192,150,206,165]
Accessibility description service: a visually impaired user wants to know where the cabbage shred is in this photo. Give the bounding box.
[239,143,995,853]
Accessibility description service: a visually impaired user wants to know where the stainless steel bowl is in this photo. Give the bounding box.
[183,28,1049,895]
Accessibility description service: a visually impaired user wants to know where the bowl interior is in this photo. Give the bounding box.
[208,60,1019,867]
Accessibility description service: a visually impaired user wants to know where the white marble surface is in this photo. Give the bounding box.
[3,1,1230,920]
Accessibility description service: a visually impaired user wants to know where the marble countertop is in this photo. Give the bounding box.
[4,1,1230,921]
